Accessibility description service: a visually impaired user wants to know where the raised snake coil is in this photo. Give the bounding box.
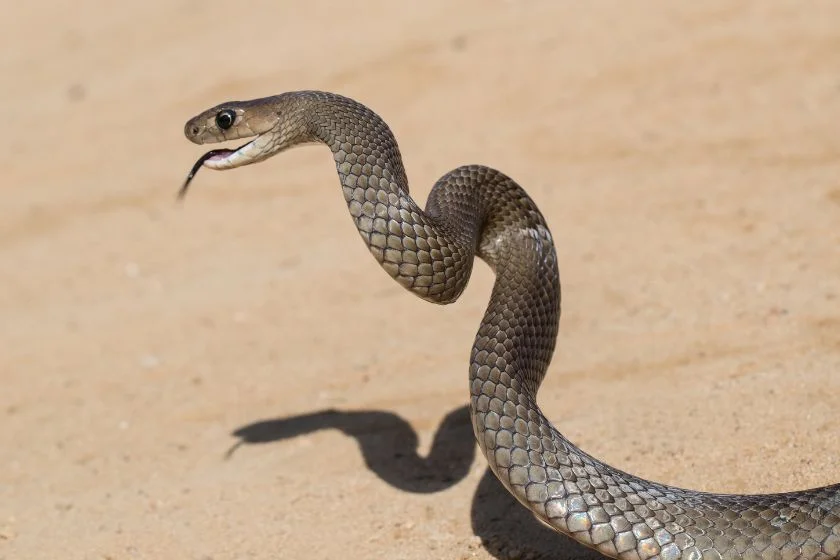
[182,90,840,560]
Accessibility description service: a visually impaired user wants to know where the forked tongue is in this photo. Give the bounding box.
[177,149,234,200]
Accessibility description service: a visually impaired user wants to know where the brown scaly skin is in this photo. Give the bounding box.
[182,90,840,560]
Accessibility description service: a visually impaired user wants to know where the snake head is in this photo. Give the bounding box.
[179,94,314,198]
[183,99,285,170]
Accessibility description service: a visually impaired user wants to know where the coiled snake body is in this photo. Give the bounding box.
[181,90,840,559]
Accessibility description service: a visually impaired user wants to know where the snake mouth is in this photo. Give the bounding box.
[202,138,258,168]
[177,139,256,200]
[204,147,237,164]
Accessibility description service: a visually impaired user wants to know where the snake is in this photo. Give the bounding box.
[180,90,840,559]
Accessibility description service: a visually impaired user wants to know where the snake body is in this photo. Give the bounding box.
[182,90,840,559]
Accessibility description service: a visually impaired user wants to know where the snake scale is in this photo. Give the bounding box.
[180,90,840,559]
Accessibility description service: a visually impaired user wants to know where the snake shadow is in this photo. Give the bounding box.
[230,406,602,560]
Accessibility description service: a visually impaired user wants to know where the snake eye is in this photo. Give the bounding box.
[215,109,236,130]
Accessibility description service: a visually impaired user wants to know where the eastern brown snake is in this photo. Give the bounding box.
[181,90,840,559]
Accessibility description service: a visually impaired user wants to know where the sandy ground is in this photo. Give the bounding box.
[2,1,839,559]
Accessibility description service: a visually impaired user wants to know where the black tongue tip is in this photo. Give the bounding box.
[177,149,232,201]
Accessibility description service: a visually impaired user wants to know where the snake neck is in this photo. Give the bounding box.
[303,91,410,196]
[294,91,477,305]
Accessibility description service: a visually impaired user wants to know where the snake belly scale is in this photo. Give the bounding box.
[181,90,840,560]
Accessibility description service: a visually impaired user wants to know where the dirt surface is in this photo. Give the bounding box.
[2,2,839,559]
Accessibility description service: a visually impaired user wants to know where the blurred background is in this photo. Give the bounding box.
[1,1,839,559]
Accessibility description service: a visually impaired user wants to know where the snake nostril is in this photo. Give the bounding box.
[190,125,200,136]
